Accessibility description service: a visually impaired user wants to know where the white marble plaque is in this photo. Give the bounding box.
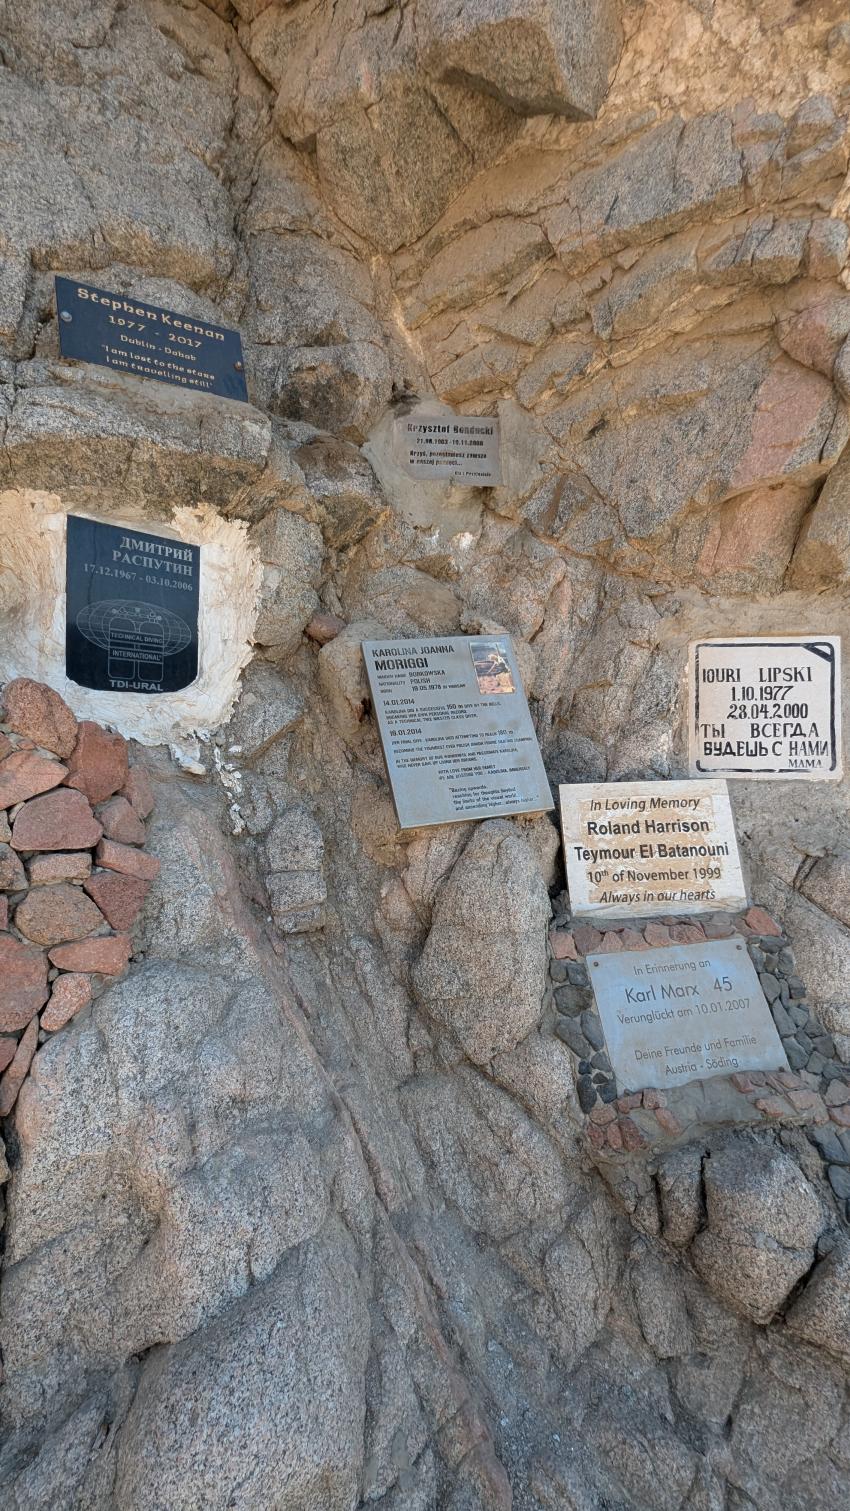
[363,635,552,829]
[588,939,788,1091]
[689,636,842,780]
[394,414,501,485]
[559,779,747,921]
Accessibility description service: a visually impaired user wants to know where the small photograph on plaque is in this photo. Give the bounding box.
[559,778,747,921]
[66,515,200,695]
[363,634,553,829]
[470,640,515,695]
[689,635,842,781]
[587,938,789,1091]
[55,276,248,403]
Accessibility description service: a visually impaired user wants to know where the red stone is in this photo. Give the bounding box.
[28,851,92,885]
[748,1070,767,1085]
[83,870,150,931]
[829,1104,850,1127]
[549,928,578,961]
[670,924,705,944]
[755,1096,788,1119]
[122,765,155,820]
[14,883,105,947]
[618,1116,646,1151]
[49,934,132,975]
[0,1016,38,1115]
[745,906,782,937]
[2,678,78,757]
[598,931,625,953]
[572,924,603,956]
[0,842,27,890]
[0,934,49,1030]
[0,749,68,809]
[654,1107,682,1134]
[12,788,102,852]
[616,1093,641,1112]
[96,795,145,845]
[586,1122,606,1149]
[94,838,159,881]
[620,928,647,951]
[731,1072,757,1093]
[0,1036,17,1072]
[41,973,93,1031]
[644,923,672,946]
[65,721,128,805]
[0,895,7,930]
[305,611,346,645]
[606,1121,623,1150]
[589,1103,617,1125]
[642,1089,665,1108]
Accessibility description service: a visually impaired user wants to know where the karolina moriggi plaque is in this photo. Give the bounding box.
[55,276,248,402]
[66,516,200,695]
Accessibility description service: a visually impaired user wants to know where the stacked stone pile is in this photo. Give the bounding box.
[0,679,157,1116]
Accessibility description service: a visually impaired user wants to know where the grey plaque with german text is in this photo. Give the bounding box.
[363,635,552,829]
[588,939,788,1091]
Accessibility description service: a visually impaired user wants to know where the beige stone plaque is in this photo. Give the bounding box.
[394,414,501,485]
[588,939,789,1091]
[363,634,552,830]
[559,779,747,921]
[689,636,842,780]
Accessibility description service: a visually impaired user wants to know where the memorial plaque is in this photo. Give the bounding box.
[588,938,789,1091]
[55,276,248,402]
[363,635,552,829]
[66,516,200,694]
[559,779,747,921]
[690,635,841,780]
[394,414,501,485]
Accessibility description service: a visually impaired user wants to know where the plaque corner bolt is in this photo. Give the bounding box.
[60,310,73,323]
[234,360,244,372]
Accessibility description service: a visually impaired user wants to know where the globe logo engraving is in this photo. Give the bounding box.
[76,599,193,688]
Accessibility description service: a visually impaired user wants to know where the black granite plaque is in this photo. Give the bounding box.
[55,276,248,402]
[66,516,200,695]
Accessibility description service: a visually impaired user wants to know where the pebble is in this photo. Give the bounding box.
[811,1126,849,1164]
[581,1011,604,1051]
[784,1039,808,1071]
[771,1002,796,1036]
[827,1165,850,1201]
[565,963,589,987]
[549,960,568,984]
[554,983,585,1016]
[555,1018,591,1058]
[577,1076,597,1113]
[599,1082,619,1104]
[759,972,780,1003]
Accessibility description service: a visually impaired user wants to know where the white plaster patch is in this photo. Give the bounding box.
[0,489,262,745]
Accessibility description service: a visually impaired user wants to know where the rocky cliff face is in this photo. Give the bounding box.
[1,2,850,1508]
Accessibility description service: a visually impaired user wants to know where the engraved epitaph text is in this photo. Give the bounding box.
[66,516,200,695]
[588,940,789,1091]
[363,635,552,829]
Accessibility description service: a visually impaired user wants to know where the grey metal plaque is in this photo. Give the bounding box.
[587,939,788,1091]
[363,635,553,829]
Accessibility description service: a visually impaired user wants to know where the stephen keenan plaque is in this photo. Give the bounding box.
[394,414,501,485]
[363,635,552,829]
[689,635,841,780]
[559,778,747,921]
[588,939,788,1091]
[66,516,200,695]
[55,276,248,402]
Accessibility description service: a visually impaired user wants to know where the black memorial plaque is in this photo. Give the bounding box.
[66,516,201,695]
[55,276,248,402]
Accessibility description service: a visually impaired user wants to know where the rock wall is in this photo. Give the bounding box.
[1,2,850,1508]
